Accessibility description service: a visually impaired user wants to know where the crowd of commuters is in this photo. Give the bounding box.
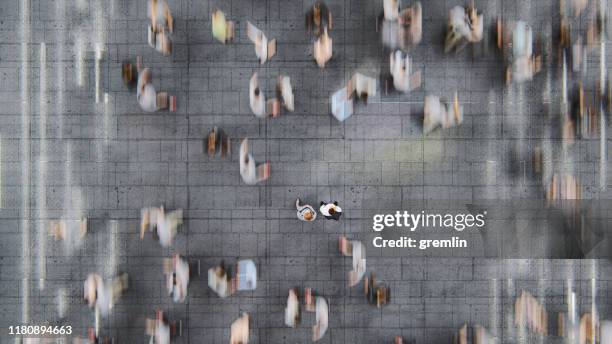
[37,0,611,342]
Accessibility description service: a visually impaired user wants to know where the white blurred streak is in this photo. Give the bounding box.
[56,288,67,319]
[56,0,65,140]
[37,42,48,291]
[20,0,31,325]
[601,106,607,190]
[75,33,84,87]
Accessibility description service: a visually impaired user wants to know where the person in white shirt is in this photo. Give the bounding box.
[312,297,329,341]
[230,313,250,344]
[389,50,421,93]
[445,4,483,53]
[249,73,267,117]
[239,138,270,185]
[383,0,399,21]
[84,272,128,317]
[140,206,183,247]
[423,92,463,134]
[276,75,294,112]
[285,288,300,328]
[165,254,190,303]
[339,235,366,287]
[314,27,332,68]
[207,264,235,298]
[137,68,158,112]
[319,201,342,220]
[247,21,275,64]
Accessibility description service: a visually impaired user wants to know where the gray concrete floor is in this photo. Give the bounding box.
[1,0,612,343]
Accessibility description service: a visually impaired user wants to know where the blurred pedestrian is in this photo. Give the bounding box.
[147,0,173,56]
[276,75,294,112]
[136,58,170,112]
[306,1,332,37]
[312,297,329,341]
[84,272,128,316]
[389,50,421,93]
[230,313,250,344]
[240,138,270,185]
[140,206,183,247]
[423,92,463,134]
[164,254,192,303]
[208,262,236,298]
[314,27,333,68]
[445,2,483,53]
[339,235,366,287]
[247,21,276,64]
[285,288,300,328]
[212,8,235,44]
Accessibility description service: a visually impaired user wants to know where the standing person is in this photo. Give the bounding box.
[296,198,317,221]
[239,138,270,185]
[320,201,342,220]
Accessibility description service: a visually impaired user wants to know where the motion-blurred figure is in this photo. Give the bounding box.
[230,313,250,344]
[546,174,581,203]
[208,262,236,298]
[276,75,294,112]
[320,201,342,220]
[349,73,377,103]
[314,27,333,68]
[239,138,270,184]
[423,92,463,134]
[250,73,280,118]
[339,235,367,287]
[365,273,390,308]
[206,126,231,158]
[136,58,172,112]
[312,297,329,341]
[211,9,235,44]
[49,216,87,244]
[84,272,128,316]
[164,254,195,303]
[384,0,400,21]
[147,0,173,56]
[306,1,332,37]
[380,1,422,50]
[140,206,183,247]
[389,50,421,93]
[247,21,276,64]
[296,198,317,222]
[145,310,180,344]
[445,2,483,53]
[514,290,548,335]
[285,288,300,327]
[498,20,541,84]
